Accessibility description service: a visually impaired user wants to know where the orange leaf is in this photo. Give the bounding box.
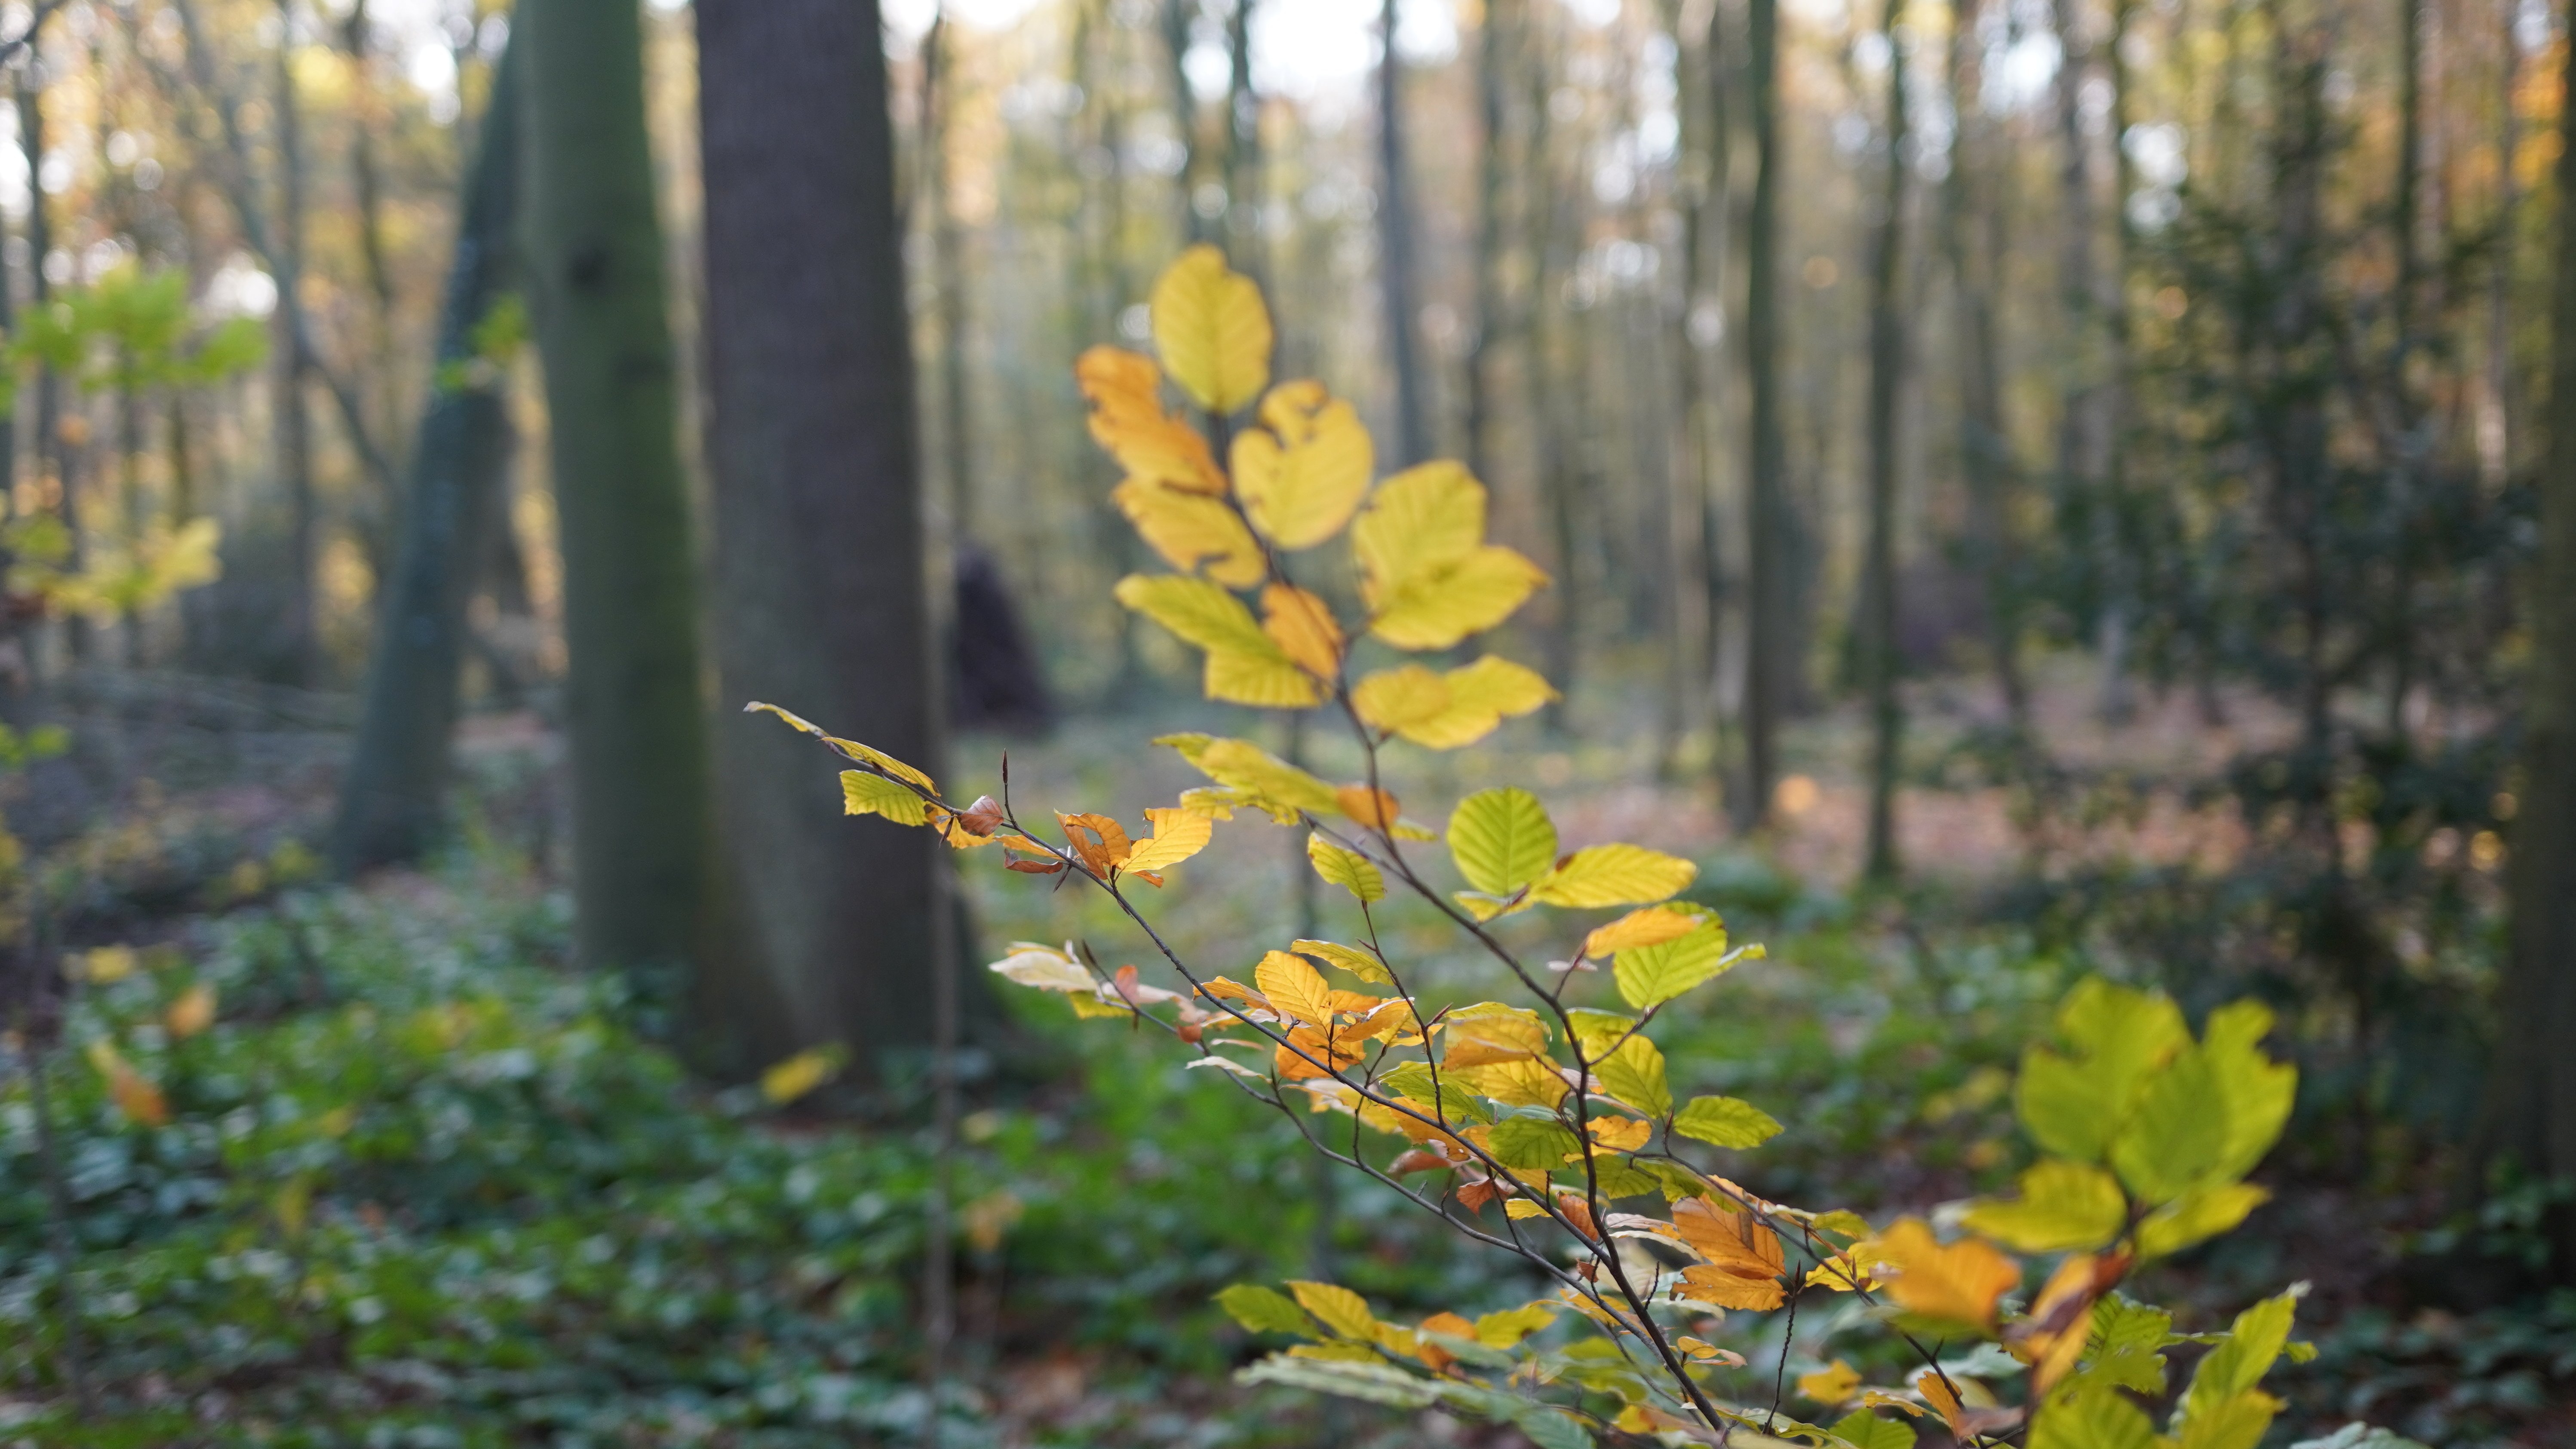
[1334,784,1402,830]
[1056,812,1134,876]
[1262,583,1344,678]
[1588,1115,1653,1152]
[1074,346,1226,494]
[1671,1196,1787,1309]
[1869,1218,2022,1330]
[1913,1369,1968,1440]
[1583,905,1704,959]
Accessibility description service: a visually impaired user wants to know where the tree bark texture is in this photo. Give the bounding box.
[1378,0,1432,467]
[334,39,520,874]
[700,0,947,1077]
[1862,0,1910,880]
[1740,0,1787,829]
[518,0,724,1004]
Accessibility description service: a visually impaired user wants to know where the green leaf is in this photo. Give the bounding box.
[1216,1283,1318,1337]
[1829,1410,1920,1449]
[1378,1061,1495,1126]
[1594,1035,1673,1118]
[1114,573,1277,656]
[1446,787,1557,896]
[1612,924,1738,1010]
[1306,836,1386,903]
[2136,1181,2270,1260]
[2109,1047,2231,1203]
[1486,1116,1582,1171]
[1564,1008,1637,1056]
[2201,1001,2296,1180]
[2176,1391,2284,1449]
[2015,978,2191,1163]
[841,770,930,826]
[1583,1154,1664,1198]
[2028,1383,2156,1449]
[1509,1404,1595,1449]
[1960,1159,2128,1252]
[1670,1095,1782,1149]
[2184,1286,2305,1419]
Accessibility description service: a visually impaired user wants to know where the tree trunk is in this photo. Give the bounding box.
[2050,0,2126,722]
[1377,0,1431,467]
[1943,0,2028,731]
[1861,0,1910,881]
[1464,0,1511,487]
[518,0,725,1007]
[1224,0,1262,267]
[923,13,975,540]
[334,39,521,875]
[2492,0,2576,1280]
[1161,0,1209,244]
[18,66,73,669]
[275,0,316,683]
[1740,0,1787,829]
[700,0,947,1079]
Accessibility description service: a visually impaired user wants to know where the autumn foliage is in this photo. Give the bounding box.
[756,246,2310,1449]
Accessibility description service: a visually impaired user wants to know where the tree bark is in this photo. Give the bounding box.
[1740,0,1787,829]
[2050,0,2127,722]
[1377,0,1431,467]
[2493,0,2576,1280]
[1464,0,1512,488]
[334,39,520,875]
[1861,0,1910,881]
[518,0,725,1005]
[274,0,316,682]
[922,13,975,540]
[700,0,947,1079]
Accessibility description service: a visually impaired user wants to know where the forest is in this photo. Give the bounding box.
[0,0,2567,1443]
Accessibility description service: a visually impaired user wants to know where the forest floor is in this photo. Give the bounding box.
[0,662,2567,1446]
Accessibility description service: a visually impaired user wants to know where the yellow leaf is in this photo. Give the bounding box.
[1110,478,1267,586]
[1286,1279,1375,1339]
[1230,381,1372,547]
[79,946,136,983]
[1454,1056,1569,1108]
[1504,1197,1550,1220]
[1914,1369,1969,1440]
[1204,648,1324,707]
[1394,656,1557,749]
[1073,346,1225,494]
[1528,844,1698,909]
[1121,807,1214,877]
[1351,460,1487,601]
[1868,1218,2022,1330]
[1588,1115,1653,1152]
[1306,835,1386,902]
[1442,1003,1551,1068]
[1367,545,1549,651]
[761,1044,847,1105]
[743,703,936,792]
[1261,583,1344,678]
[1350,664,1452,736]
[843,770,930,826]
[1256,949,1337,1028]
[1799,1359,1862,1404]
[1057,811,1136,875]
[1585,905,1704,958]
[1185,737,1341,820]
[1150,245,1272,414]
[1292,939,1394,985]
[164,983,216,1040]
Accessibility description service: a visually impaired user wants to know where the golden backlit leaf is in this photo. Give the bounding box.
[1110,478,1266,586]
[1293,939,1394,985]
[1868,1217,2022,1330]
[1255,949,1337,1028]
[1121,807,1214,878]
[1441,1003,1552,1069]
[1230,381,1372,547]
[1528,844,1698,909]
[1351,461,1487,603]
[1914,1369,1969,1441]
[1286,1279,1376,1340]
[1057,811,1136,876]
[1454,1056,1570,1108]
[1306,835,1386,902]
[1179,737,1342,820]
[1333,785,1402,830]
[744,702,937,792]
[1584,905,1704,959]
[1115,574,1321,707]
[1204,648,1325,707]
[1367,546,1550,651]
[1799,1359,1863,1404]
[1073,345,1225,494]
[1150,244,1273,414]
[1588,1115,1653,1152]
[1349,664,1451,736]
[164,982,216,1040]
[1393,656,1557,749]
[1261,583,1344,678]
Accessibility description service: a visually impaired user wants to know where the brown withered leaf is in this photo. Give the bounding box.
[958,795,1007,835]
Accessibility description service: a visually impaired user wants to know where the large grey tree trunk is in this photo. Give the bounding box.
[333,41,520,874]
[1738,0,1786,830]
[2493,0,2576,1281]
[518,0,726,1014]
[699,0,944,1078]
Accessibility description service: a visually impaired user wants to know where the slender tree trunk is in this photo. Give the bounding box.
[1944,0,2028,730]
[1377,0,1431,467]
[1741,0,1787,829]
[2492,0,2576,1280]
[334,40,520,874]
[518,0,724,1004]
[1224,0,1262,267]
[2485,0,2524,485]
[2051,0,2125,721]
[923,13,975,540]
[2383,0,2424,735]
[1697,0,1735,751]
[1465,0,1511,487]
[18,66,72,669]
[1862,0,1910,881]
[700,0,943,1075]
[275,0,316,682]
[1524,21,1580,723]
[1161,0,1208,244]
